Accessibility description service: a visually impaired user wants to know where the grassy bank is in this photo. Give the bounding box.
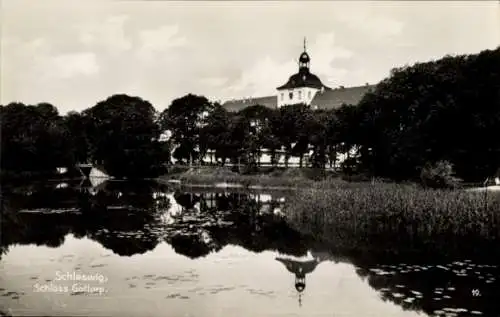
[157,166,322,188]
[284,179,500,259]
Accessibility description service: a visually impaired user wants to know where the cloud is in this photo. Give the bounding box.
[136,24,188,62]
[308,33,353,83]
[2,1,496,113]
[3,37,99,81]
[199,77,229,87]
[222,56,296,99]
[222,32,354,99]
[336,9,404,40]
[47,52,99,79]
[77,15,132,54]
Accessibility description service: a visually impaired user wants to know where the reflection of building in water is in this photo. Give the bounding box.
[197,191,285,214]
[276,252,323,306]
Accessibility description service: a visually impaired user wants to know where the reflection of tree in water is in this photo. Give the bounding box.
[285,202,500,316]
[91,232,159,257]
[165,191,312,259]
[9,183,500,316]
[169,232,222,259]
[2,203,78,250]
[282,220,500,317]
[1,183,76,250]
[352,255,500,317]
[173,192,201,210]
[1,181,167,257]
[79,181,166,256]
[5,183,500,316]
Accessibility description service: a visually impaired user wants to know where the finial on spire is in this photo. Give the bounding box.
[303,37,307,52]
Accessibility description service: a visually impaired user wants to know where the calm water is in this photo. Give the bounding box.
[1,180,498,317]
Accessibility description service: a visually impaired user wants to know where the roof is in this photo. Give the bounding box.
[299,52,310,64]
[222,95,277,112]
[310,84,375,110]
[277,69,330,90]
[221,84,376,112]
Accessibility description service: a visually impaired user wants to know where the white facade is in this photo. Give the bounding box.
[199,148,354,170]
[277,87,319,108]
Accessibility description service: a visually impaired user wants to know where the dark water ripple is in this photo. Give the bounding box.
[362,260,499,316]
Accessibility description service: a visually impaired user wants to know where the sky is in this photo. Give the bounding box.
[1,1,499,114]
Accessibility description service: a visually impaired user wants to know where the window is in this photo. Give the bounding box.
[298,91,302,100]
[280,93,284,100]
[289,91,293,100]
[308,91,312,99]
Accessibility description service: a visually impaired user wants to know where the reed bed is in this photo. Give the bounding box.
[285,179,500,257]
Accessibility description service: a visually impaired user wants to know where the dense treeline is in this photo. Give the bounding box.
[1,47,499,182]
[1,95,169,180]
[1,103,74,173]
[350,48,500,181]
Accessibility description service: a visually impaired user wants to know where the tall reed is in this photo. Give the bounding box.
[285,179,500,257]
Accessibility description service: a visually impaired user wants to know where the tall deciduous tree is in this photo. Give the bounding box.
[348,47,500,182]
[159,94,214,165]
[64,111,91,164]
[237,105,276,167]
[1,102,73,173]
[201,104,235,165]
[83,94,163,179]
[276,103,310,167]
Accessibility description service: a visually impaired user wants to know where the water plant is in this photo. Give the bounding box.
[284,178,500,259]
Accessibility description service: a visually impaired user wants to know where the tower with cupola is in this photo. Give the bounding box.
[276,37,331,108]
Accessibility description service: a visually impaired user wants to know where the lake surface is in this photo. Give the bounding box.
[1,180,499,317]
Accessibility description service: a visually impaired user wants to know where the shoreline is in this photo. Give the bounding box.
[156,173,315,190]
[156,179,301,191]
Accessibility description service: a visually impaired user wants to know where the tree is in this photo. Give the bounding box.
[276,104,311,168]
[260,109,282,167]
[64,111,91,164]
[308,110,330,168]
[159,94,214,165]
[83,94,163,179]
[200,104,234,165]
[343,47,500,182]
[237,105,276,167]
[0,102,73,173]
[324,110,341,169]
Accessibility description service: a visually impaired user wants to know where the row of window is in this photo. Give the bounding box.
[280,90,313,101]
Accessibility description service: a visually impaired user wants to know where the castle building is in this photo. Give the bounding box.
[222,38,375,112]
[198,39,376,168]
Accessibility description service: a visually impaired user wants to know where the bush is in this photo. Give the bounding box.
[420,160,462,189]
